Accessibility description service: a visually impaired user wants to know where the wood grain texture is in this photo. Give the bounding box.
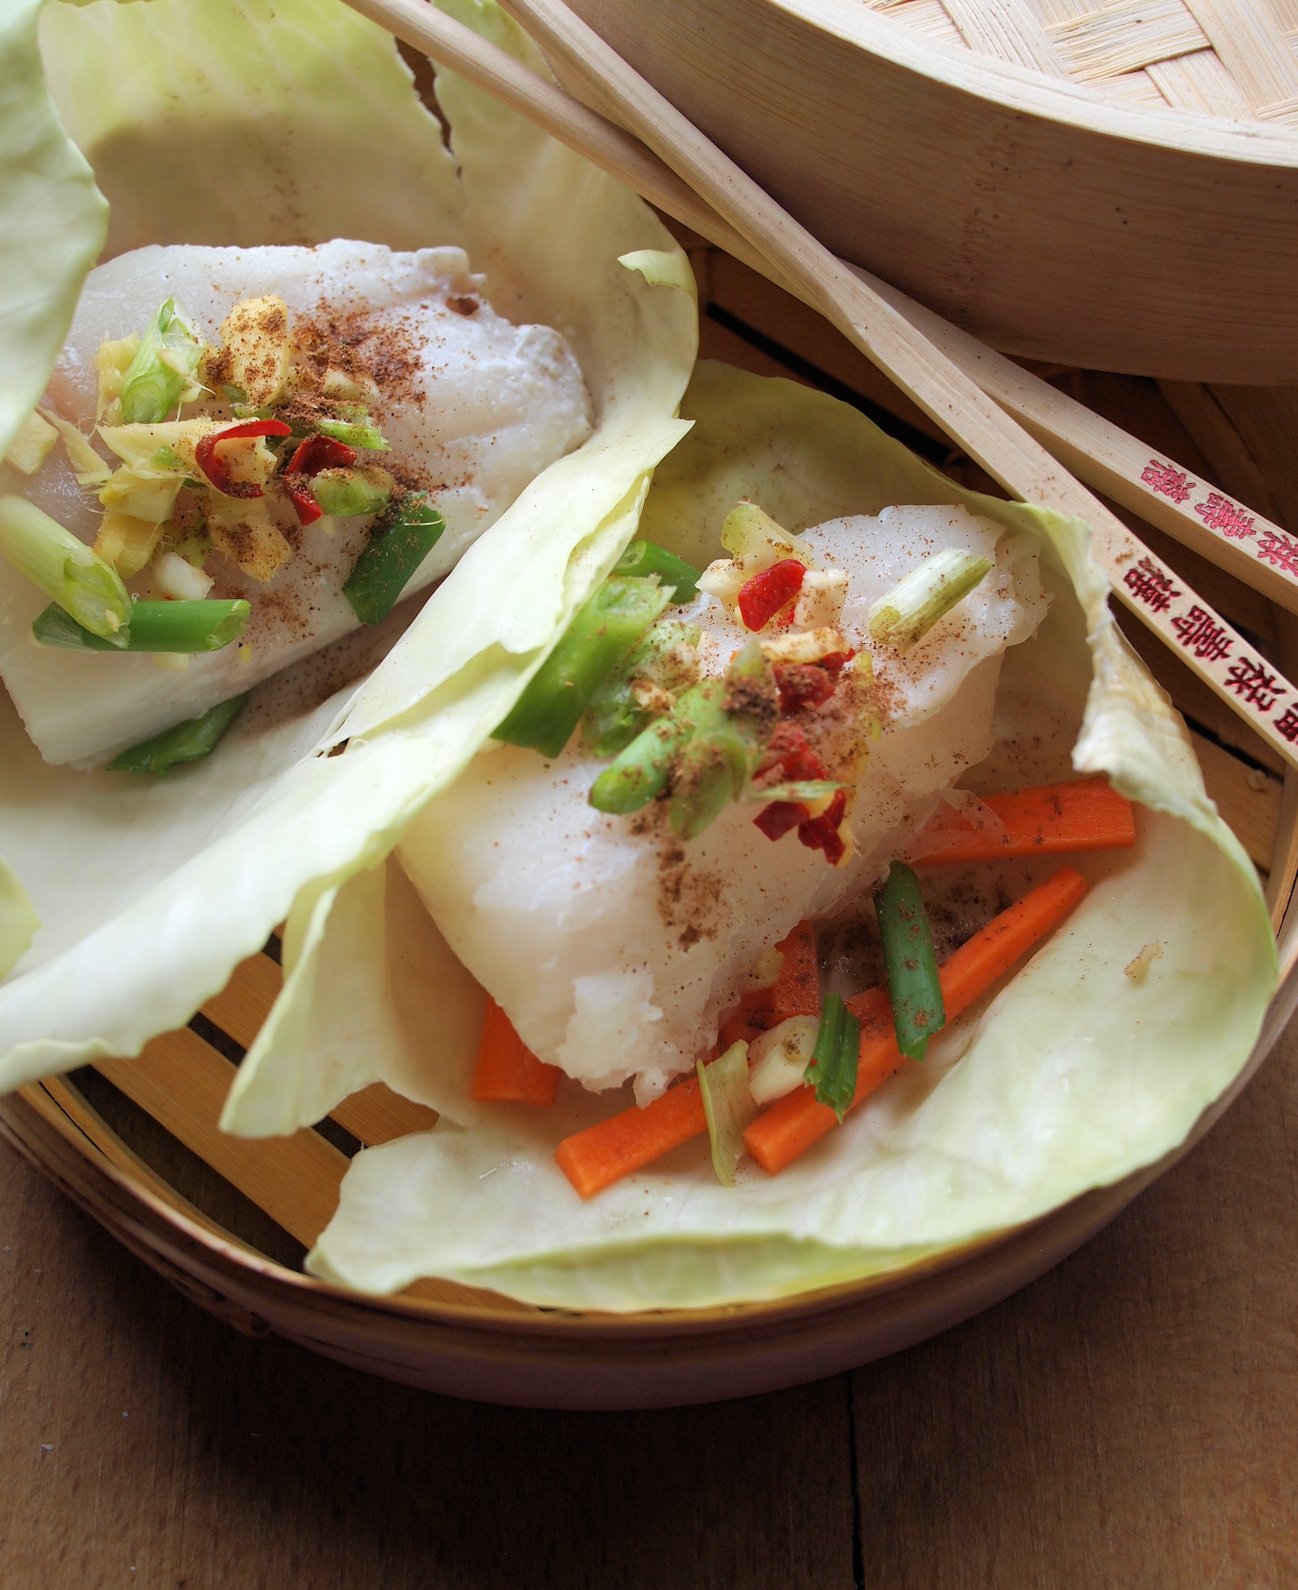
[2,1024,1294,1586]
[566,0,1298,381]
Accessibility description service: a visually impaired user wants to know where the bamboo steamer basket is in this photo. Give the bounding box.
[564,0,1298,384]
[2,229,1297,1409]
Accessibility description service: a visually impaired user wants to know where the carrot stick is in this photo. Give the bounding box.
[717,919,821,1045]
[560,919,822,1196]
[470,997,563,1107]
[717,991,772,1048]
[911,778,1135,865]
[555,1077,707,1198]
[743,866,1089,1175]
[767,918,820,1019]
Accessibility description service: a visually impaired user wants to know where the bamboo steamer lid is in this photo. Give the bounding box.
[565,0,1298,382]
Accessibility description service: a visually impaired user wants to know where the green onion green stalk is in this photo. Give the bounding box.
[495,576,670,758]
[666,677,760,840]
[589,642,774,838]
[0,495,131,644]
[109,695,248,774]
[587,709,693,815]
[804,992,862,1121]
[33,599,250,654]
[611,540,703,602]
[343,492,445,626]
[582,620,700,759]
[867,549,993,652]
[874,860,945,1059]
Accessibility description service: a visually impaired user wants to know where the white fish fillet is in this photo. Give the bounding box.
[0,240,592,764]
[399,507,1048,1099]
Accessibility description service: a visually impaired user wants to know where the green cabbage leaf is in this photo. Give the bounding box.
[0,0,696,1088]
[306,363,1277,1310]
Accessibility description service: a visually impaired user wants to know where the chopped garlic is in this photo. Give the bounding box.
[153,550,214,601]
[748,1016,821,1104]
[759,626,848,665]
[793,568,848,629]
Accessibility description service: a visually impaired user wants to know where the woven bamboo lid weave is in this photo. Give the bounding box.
[569,0,1298,381]
[868,0,1298,125]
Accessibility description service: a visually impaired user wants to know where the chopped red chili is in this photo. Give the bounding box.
[286,434,357,477]
[737,558,805,631]
[797,788,848,864]
[753,728,848,861]
[754,800,807,841]
[819,650,855,675]
[774,662,837,714]
[280,434,359,525]
[285,481,323,526]
[757,722,829,783]
[194,418,291,499]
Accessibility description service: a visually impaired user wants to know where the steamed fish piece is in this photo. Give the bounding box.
[400,506,1047,1099]
[1,239,592,765]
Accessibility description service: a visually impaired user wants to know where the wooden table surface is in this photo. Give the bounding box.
[2,1018,1294,1588]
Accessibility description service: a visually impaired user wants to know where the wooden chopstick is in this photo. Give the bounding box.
[341,0,1298,771]
[353,0,1295,610]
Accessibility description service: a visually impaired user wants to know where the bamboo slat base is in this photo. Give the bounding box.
[3,234,1296,1407]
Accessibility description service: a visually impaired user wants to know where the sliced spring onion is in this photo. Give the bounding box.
[667,642,775,839]
[667,684,758,840]
[33,598,250,653]
[342,492,445,626]
[803,992,861,1121]
[314,415,389,451]
[311,467,392,518]
[582,619,700,758]
[588,710,693,814]
[119,298,205,425]
[495,576,670,758]
[867,549,993,652]
[589,642,775,832]
[0,496,130,643]
[697,1040,757,1186]
[611,540,702,602]
[720,500,808,564]
[874,860,945,1059]
[108,695,248,774]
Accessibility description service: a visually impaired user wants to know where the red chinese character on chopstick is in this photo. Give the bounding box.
[1257,529,1298,576]
[1141,459,1195,504]
[1123,557,1180,613]
[1275,705,1298,744]
[1225,657,1286,714]
[1172,604,1233,663]
[1194,492,1255,540]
